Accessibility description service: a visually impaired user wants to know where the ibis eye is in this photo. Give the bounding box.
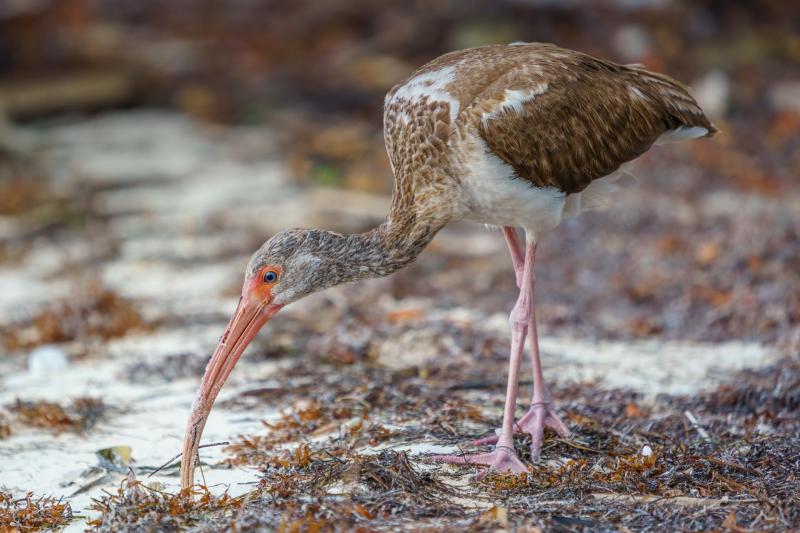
[263,270,278,283]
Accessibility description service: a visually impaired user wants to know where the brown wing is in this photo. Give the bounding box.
[468,47,716,194]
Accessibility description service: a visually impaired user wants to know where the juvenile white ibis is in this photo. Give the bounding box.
[180,43,715,487]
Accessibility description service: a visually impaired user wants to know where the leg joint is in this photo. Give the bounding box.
[509,304,530,328]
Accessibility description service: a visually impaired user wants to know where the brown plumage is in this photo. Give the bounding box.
[180,43,716,488]
[385,43,714,196]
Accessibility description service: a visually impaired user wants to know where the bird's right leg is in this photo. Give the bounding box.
[473,229,572,459]
[433,240,536,476]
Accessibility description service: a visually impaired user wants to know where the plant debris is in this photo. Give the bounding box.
[107,351,792,532]
[0,177,52,217]
[0,491,73,532]
[88,471,250,532]
[2,284,146,353]
[8,397,107,434]
[0,412,10,439]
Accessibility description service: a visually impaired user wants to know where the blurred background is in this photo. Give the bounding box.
[0,1,798,528]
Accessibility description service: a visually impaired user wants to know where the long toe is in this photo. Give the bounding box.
[434,447,528,475]
[514,403,573,461]
[470,433,500,447]
[434,451,505,466]
[544,411,572,439]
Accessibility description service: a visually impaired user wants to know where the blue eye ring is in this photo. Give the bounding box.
[263,270,278,283]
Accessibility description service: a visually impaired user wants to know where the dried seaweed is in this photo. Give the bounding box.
[0,491,73,532]
[0,412,10,439]
[2,285,146,353]
[244,450,472,531]
[199,350,800,531]
[9,397,107,434]
[88,472,250,532]
[0,175,53,216]
[355,450,464,518]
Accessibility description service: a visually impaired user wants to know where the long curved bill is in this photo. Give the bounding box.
[180,296,282,490]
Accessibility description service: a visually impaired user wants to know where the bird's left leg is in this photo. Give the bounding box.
[433,241,537,476]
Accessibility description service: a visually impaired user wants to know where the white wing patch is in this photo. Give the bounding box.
[387,66,460,123]
[482,85,548,125]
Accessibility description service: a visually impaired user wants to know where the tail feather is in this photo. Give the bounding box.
[655,125,712,145]
[627,66,718,139]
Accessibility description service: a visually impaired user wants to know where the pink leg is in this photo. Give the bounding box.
[472,229,572,460]
[502,227,524,288]
[516,258,572,460]
[434,240,537,475]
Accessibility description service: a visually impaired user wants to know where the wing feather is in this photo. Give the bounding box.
[466,47,715,194]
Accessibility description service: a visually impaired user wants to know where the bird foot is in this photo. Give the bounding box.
[433,445,528,478]
[471,402,572,461]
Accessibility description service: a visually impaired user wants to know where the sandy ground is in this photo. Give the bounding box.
[0,113,786,529]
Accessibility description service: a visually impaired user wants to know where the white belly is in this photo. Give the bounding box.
[457,136,566,241]
[456,135,627,241]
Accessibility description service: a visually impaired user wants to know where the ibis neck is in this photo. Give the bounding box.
[293,197,447,295]
[344,213,443,280]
